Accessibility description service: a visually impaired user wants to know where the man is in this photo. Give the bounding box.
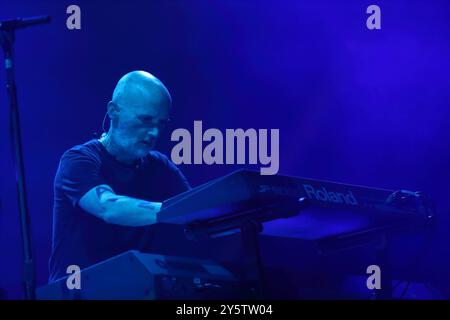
[49,71,190,281]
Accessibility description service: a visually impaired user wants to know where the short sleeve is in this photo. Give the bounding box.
[54,149,107,207]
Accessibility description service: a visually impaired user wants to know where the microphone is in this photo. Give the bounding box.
[0,15,51,31]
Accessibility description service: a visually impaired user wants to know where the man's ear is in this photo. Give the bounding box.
[107,101,120,124]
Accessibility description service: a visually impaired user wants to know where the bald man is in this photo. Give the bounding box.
[49,71,190,281]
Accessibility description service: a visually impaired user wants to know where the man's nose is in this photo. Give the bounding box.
[147,126,159,137]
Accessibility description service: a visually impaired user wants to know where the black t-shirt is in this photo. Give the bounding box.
[49,139,190,281]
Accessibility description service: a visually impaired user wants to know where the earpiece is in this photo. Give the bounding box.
[101,110,109,135]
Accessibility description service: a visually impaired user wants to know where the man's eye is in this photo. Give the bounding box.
[139,117,169,128]
[139,117,155,124]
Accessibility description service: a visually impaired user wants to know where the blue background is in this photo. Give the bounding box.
[1,0,449,298]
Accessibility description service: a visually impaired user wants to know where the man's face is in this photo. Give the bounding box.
[111,99,170,160]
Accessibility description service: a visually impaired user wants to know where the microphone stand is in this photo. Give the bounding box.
[0,15,51,300]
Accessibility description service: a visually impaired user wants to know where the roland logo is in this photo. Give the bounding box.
[303,184,358,206]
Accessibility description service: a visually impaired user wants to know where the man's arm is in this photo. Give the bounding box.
[78,184,161,227]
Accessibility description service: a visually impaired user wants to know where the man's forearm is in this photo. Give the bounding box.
[102,193,162,227]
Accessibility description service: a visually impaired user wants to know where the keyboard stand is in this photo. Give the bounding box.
[182,197,309,299]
